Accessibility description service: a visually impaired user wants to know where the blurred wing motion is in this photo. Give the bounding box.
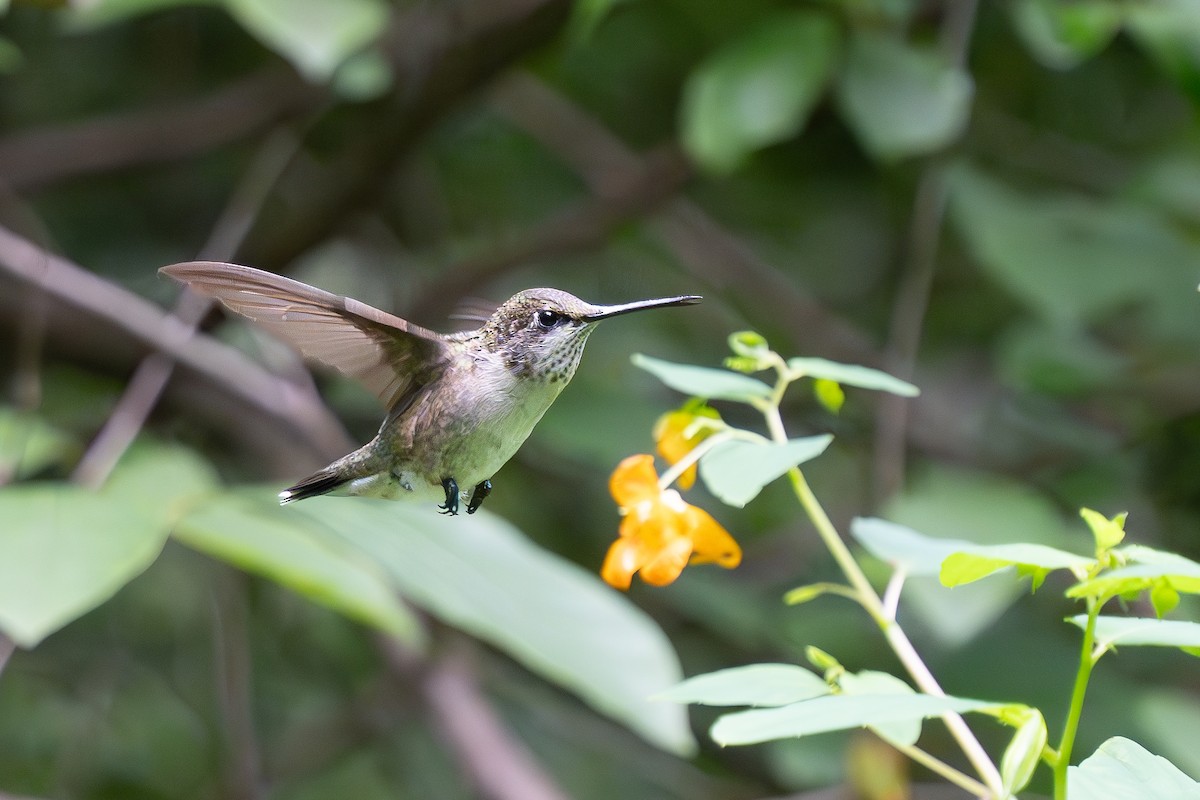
[161,261,449,410]
[448,296,499,326]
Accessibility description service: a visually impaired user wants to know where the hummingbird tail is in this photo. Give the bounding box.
[278,468,347,504]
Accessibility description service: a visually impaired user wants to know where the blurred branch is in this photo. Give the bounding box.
[212,570,264,800]
[241,0,573,269]
[0,633,12,678]
[413,145,692,319]
[72,130,301,489]
[483,71,1124,499]
[0,183,53,484]
[761,783,973,800]
[488,71,878,363]
[872,0,979,505]
[0,224,353,461]
[972,104,1130,193]
[379,636,571,800]
[0,69,317,192]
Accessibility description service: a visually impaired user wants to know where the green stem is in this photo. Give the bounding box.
[1054,598,1099,799]
[893,740,990,798]
[785,466,887,625]
[656,427,765,492]
[766,402,1005,798]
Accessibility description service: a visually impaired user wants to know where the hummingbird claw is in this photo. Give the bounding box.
[467,480,492,514]
[439,477,460,515]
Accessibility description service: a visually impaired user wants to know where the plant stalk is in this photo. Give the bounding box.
[1053,598,1099,799]
[767,403,1005,797]
[894,740,990,797]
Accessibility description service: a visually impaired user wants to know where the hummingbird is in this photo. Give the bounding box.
[161,262,701,515]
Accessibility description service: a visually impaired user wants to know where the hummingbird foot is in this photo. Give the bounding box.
[439,477,460,515]
[466,480,492,514]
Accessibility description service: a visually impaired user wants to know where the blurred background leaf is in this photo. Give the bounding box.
[0,444,214,646]
[681,9,839,173]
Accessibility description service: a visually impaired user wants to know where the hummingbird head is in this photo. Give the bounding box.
[480,288,701,382]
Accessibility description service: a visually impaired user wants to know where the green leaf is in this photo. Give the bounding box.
[1151,581,1182,617]
[699,435,833,507]
[223,0,389,82]
[837,670,919,747]
[949,167,1200,333]
[0,485,169,647]
[812,378,845,414]
[1080,507,1126,552]
[1068,737,1200,799]
[783,582,847,605]
[1123,544,1200,570]
[710,691,996,746]
[299,501,696,756]
[851,517,976,577]
[1067,615,1200,653]
[681,10,839,173]
[728,330,770,358]
[1068,547,1200,601]
[631,353,773,403]
[834,31,973,162]
[172,491,424,647]
[880,467,1082,646]
[0,406,78,481]
[566,0,634,43]
[940,543,1091,588]
[786,357,919,397]
[1126,0,1200,99]
[805,646,841,672]
[0,36,21,74]
[332,48,392,101]
[104,441,222,524]
[1011,0,1122,70]
[62,0,220,32]
[0,445,214,648]
[999,707,1048,795]
[67,0,388,82]
[655,664,829,707]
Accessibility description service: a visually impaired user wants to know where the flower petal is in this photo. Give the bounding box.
[654,406,720,491]
[676,464,698,491]
[600,537,644,590]
[609,454,661,507]
[638,535,694,586]
[685,506,741,568]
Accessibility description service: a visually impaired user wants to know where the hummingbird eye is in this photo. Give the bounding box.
[536,309,567,329]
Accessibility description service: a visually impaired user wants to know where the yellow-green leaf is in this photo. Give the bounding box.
[1080,507,1126,552]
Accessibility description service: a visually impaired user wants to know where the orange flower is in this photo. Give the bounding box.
[653,403,721,490]
[601,454,741,590]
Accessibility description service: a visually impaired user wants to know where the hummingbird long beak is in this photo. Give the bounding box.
[582,295,702,322]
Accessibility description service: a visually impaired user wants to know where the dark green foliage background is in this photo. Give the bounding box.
[2,0,1199,797]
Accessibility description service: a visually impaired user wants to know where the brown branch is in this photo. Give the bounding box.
[239,0,573,270]
[71,130,302,489]
[487,70,1135,491]
[488,71,879,363]
[761,783,970,800]
[0,69,317,192]
[0,633,13,678]
[211,569,264,800]
[411,145,693,320]
[378,636,571,800]
[0,224,353,463]
[871,0,980,504]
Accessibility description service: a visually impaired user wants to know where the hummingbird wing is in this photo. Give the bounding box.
[160,261,449,410]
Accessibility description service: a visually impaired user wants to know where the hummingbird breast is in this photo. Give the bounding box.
[369,346,573,500]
